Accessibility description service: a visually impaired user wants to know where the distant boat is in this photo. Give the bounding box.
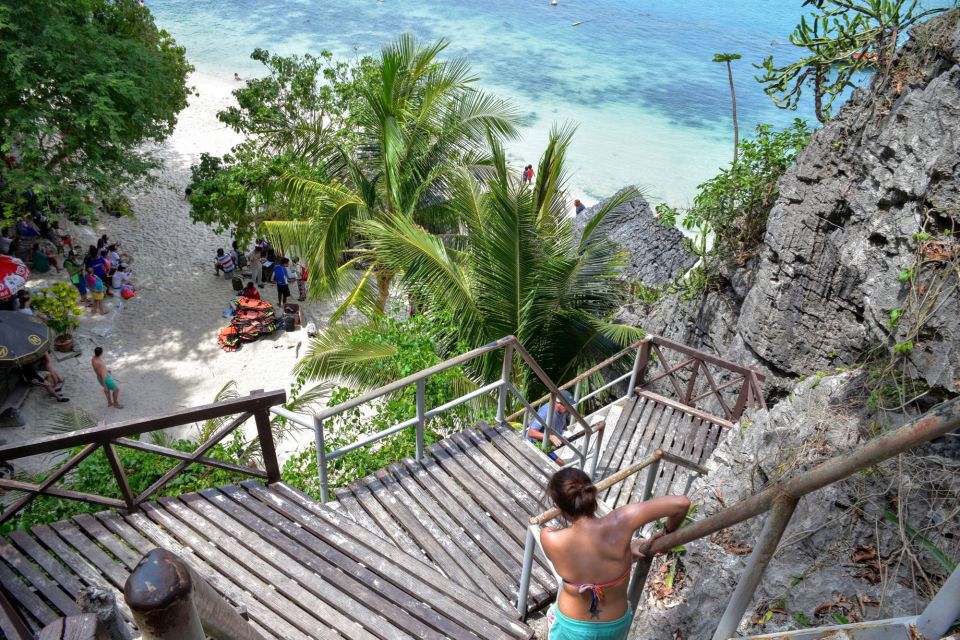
[572,20,583,26]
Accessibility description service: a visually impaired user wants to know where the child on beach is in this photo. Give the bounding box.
[87,267,107,315]
[92,346,122,409]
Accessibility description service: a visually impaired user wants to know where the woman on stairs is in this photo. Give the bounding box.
[541,467,690,640]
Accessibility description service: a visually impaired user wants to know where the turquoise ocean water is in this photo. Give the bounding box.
[147,1,943,205]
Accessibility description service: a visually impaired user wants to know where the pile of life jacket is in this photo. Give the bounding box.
[217,297,278,351]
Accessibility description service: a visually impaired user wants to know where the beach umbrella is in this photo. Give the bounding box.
[0,256,30,300]
[0,312,51,367]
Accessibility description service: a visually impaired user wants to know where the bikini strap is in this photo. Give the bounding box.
[562,566,632,615]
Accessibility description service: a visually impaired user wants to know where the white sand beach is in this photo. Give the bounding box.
[11,71,328,466]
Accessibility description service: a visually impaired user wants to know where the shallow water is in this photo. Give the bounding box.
[147,0,944,205]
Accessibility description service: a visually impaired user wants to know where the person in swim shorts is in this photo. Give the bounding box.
[540,467,690,639]
[92,346,122,409]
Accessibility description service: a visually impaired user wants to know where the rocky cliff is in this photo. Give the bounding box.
[622,10,960,396]
[628,373,959,639]
[574,189,697,287]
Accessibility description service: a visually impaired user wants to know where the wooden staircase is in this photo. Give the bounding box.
[2,473,534,639]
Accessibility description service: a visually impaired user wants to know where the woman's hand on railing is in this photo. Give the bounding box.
[631,531,667,560]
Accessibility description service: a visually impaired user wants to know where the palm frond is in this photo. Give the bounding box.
[295,322,400,388]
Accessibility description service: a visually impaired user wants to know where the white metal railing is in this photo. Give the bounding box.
[272,336,608,502]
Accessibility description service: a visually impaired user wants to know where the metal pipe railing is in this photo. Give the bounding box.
[515,395,960,634]
[271,336,612,503]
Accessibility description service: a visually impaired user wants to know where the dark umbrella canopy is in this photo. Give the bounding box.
[0,312,51,367]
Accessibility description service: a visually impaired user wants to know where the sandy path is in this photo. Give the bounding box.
[9,72,327,468]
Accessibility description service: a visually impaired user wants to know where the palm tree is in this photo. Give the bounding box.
[713,52,742,165]
[264,34,519,311]
[295,126,642,397]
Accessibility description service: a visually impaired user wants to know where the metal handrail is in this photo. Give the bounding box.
[271,335,603,503]
[514,394,960,639]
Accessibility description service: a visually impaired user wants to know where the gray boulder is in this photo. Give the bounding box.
[574,189,697,287]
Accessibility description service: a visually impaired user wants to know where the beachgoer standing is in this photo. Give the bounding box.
[247,248,263,288]
[293,257,308,301]
[92,346,122,409]
[273,257,291,307]
[574,199,586,214]
[540,468,690,639]
[64,251,89,304]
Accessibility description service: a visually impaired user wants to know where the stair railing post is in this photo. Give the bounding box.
[313,415,329,504]
[497,343,513,423]
[543,393,556,454]
[627,338,651,399]
[712,494,799,640]
[415,378,426,462]
[916,564,960,638]
[516,526,537,618]
[642,453,662,501]
[250,392,280,483]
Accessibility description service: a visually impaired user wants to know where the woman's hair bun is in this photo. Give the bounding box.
[548,467,598,520]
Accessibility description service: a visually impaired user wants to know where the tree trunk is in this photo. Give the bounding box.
[376,269,391,312]
[813,65,827,124]
[727,61,739,165]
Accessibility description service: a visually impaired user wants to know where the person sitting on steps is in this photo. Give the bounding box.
[540,467,691,640]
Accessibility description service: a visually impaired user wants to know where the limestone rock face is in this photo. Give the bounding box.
[622,12,960,394]
[737,12,960,391]
[627,373,957,639]
[574,189,697,287]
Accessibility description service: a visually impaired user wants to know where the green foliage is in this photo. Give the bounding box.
[266,34,520,309]
[188,48,376,244]
[31,282,82,336]
[887,307,903,327]
[283,312,482,493]
[0,0,192,220]
[881,509,957,573]
[893,340,913,354]
[359,127,640,393]
[756,0,947,122]
[1,432,251,533]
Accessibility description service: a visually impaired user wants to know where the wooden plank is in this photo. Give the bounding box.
[647,335,765,379]
[621,408,676,507]
[0,558,59,626]
[0,583,35,639]
[220,483,479,640]
[164,494,383,640]
[49,521,129,589]
[62,614,105,640]
[449,431,544,516]
[113,438,268,479]
[139,501,331,640]
[0,540,79,616]
[332,485,387,539]
[635,389,735,429]
[94,512,155,557]
[605,401,662,506]
[385,462,512,607]
[465,428,549,500]
[397,456,554,601]
[363,471,466,584]
[483,422,557,483]
[348,479,424,559]
[242,482,531,639]
[595,396,641,479]
[600,397,652,499]
[119,510,294,638]
[37,617,63,640]
[7,531,84,600]
[408,448,553,581]
[196,488,435,640]
[29,526,127,611]
[71,514,141,570]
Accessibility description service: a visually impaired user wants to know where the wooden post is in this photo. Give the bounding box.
[250,392,280,483]
[102,444,135,511]
[77,586,132,640]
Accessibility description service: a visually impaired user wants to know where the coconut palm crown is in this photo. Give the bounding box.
[265,34,520,311]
